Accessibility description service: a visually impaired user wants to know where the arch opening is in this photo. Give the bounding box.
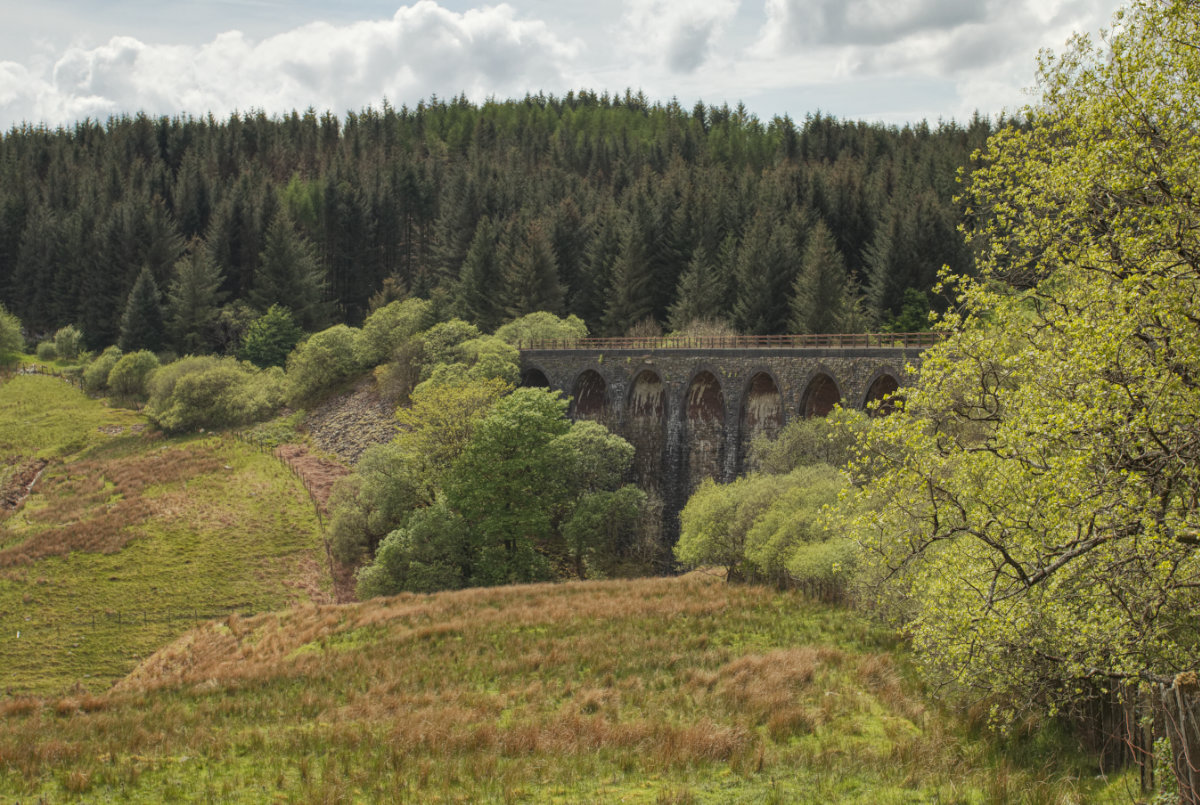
[572,370,609,421]
[740,372,783,470]
[685,371,725,492]
[521,368,550,388]
[802,373,841,418]
[864,374,901,417]
[628,370,667,494]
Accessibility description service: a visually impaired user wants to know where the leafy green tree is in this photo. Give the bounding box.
[494,311,588,347]
[285,324,362,403]
[53,324,83,362]
[354,499,470,598]
[354,297,434,367]
[107,350,160,402]
[118,266,167,353]
[83,346,122,393]
[239,305,303,369]
[145,356,284,433]
[444,388,572,585]
[840,2,1200,795]
[166,242,226,355]
[0,303,23,364]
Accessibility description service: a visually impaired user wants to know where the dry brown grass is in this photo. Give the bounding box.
[0,445,222,567]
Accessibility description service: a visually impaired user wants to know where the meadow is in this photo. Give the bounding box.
[0,372,1136,802]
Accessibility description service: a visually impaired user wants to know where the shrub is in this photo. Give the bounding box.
[355,298,434,367]
[494,311,587,346]
[285,324,362,404]
[416,319,480,372]
[35,341,57,361]
[145,356,284,433]
[239,305,302,368]
[107,350,160,402]
[53,325,83,361]
[83,346,123,393]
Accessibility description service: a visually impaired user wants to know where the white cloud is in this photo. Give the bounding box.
[621,0,740,75]
[0,1,581,129]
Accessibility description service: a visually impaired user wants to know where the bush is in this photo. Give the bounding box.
[53,325,83,361]
[239,305,302,369]
[145,356,284,433]
[355,298,434,367]
[417,319,480,372]
[354,500,469,598]
[749,407,868,474]
[494,311,587,346]
[107,350,160,402]
[285,324,362,404]
[83,346,123,393]
[35,341,57,361]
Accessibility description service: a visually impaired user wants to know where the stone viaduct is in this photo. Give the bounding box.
[518,333,934,540]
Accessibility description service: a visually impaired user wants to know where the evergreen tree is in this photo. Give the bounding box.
[118,266,166,352]
[732,213,796,335]
[253,211,328,331]
[501,219,564,320]
[602,219,656,335]
[166,240,226,354]
[667,244,730,331]
[455,216,503,331]
[790,220,853,334]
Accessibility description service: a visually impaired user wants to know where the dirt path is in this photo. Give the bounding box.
[271,444,358,603]
[0,459,48,515]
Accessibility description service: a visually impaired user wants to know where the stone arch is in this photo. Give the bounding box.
[570,369,610,423]
[627,369,667,494]
[801,372,842,418]
[683,370,725,494]
[740,371,784,468]
[521,366,550,388]
[862,370,901,416]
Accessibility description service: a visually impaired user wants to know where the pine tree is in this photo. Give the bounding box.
[790,220,852,334]
[667,245,730,331]
[253,211,328,331]
[501,219,565,320]
[602,219,656,335]
[118,266,166,352]
[456,217,503,331]
[166,240,226,354]
[732,213,796,335]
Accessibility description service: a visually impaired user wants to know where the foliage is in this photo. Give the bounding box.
[416,319,481,370]
[53,324,83,361]
[251,211,328,330]
[82,346,123,393]
[494,310,588,346]
[165,242,226,354]
[354,499,470,597]
[284,324,362,403]
[750,407,869,474]
[144,356,284,433]
[106,349,160,402]
[0,303,24,362]
[676,465,850,590]
[354,297,434,367]
[239,304,303,369]
[838,0,1200,780]
[117,266,166,353]
[35,341,56,361]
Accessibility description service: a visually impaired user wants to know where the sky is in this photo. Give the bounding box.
[0,0,1125,131]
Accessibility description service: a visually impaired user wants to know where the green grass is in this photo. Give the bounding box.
[0,373,1143,802]
[0,576,1137,803]
[0,375,330,695]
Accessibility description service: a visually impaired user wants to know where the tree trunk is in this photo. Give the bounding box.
[1161,673,1200,805]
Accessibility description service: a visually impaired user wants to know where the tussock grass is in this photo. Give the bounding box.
[0,375,330,696]
[1,574,1133,802]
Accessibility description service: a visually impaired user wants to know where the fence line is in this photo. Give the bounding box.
[516,331,944,351]
[3,603,258,640]
[0,363,85,389]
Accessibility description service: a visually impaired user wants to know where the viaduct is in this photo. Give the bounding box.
[518,332,934,539]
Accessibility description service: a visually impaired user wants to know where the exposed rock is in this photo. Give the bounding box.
[300,377,400,465]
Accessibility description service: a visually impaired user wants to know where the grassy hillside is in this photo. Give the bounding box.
[1,574,1132,803]
[0,374,330,695]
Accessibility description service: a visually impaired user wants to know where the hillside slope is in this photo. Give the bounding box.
[1,573,1131,803]
[0,375,331,695]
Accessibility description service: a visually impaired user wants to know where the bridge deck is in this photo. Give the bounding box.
[515,332,940,351]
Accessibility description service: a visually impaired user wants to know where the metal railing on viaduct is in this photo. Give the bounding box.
[517,332,937,542]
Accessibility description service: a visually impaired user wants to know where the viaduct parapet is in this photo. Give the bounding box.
[518,334,932,543]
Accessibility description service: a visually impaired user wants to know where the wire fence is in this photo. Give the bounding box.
[0,362,85,389]
[226,430,325,528]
